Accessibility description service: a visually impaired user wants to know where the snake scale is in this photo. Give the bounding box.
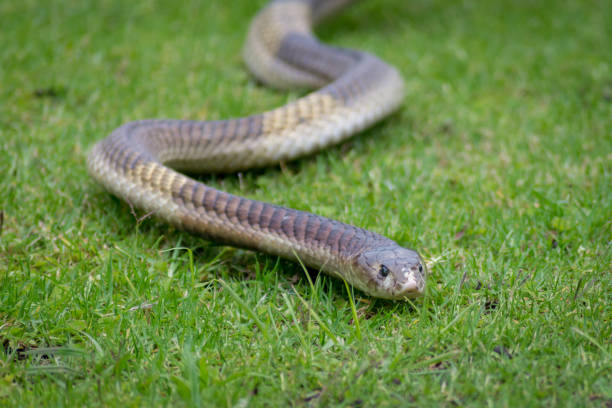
[87,0,426,299]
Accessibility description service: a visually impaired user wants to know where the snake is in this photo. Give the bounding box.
[87,0,426,299]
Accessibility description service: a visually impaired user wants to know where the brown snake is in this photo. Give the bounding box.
[87,0,426,299]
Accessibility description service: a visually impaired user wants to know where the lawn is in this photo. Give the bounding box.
[1,0,610,406]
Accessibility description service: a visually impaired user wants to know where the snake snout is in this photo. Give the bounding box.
[396,265,425,297]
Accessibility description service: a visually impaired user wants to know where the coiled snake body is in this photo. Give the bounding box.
[87,0,426,299]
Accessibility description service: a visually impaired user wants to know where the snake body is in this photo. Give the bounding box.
[87,0,426,299]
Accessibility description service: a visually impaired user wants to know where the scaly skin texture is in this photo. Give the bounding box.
[87,0,426,299]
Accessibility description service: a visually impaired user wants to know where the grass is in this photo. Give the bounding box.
[1,0,610,406]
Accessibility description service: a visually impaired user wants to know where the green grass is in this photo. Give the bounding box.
[1,0,611,406]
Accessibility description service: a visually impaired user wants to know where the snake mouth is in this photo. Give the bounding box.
[398,278,424,298]
[391,272,425,299]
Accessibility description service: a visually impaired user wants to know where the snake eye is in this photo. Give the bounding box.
[418,264,423,273]
[379,264,390,278]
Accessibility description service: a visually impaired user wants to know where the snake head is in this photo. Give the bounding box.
[353,244,426,299]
